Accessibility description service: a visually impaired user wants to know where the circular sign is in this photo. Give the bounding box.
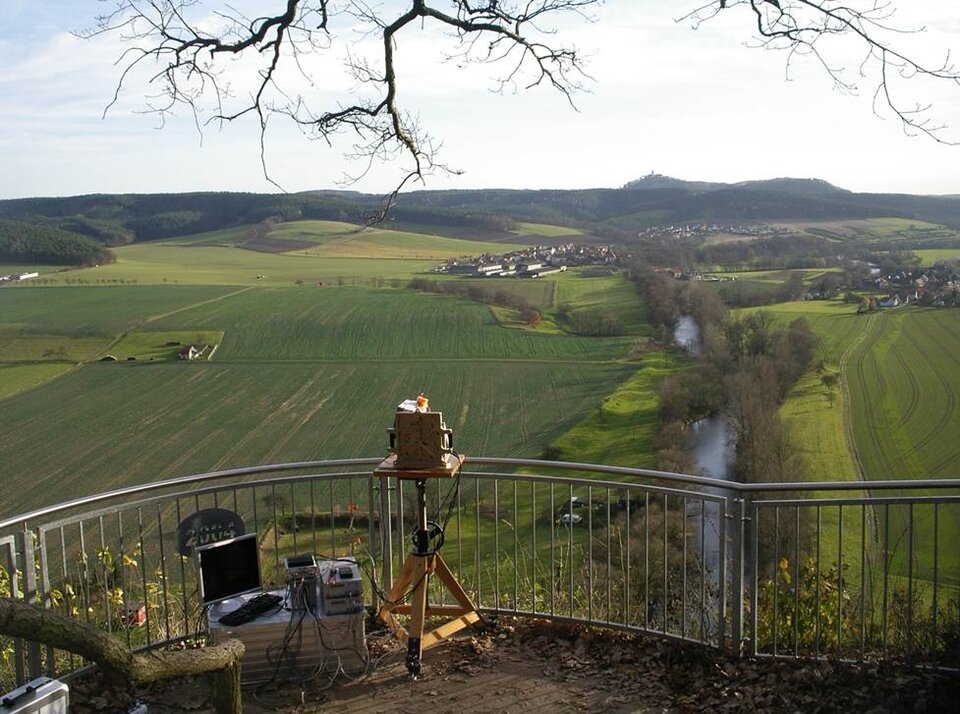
[175,508,245,556]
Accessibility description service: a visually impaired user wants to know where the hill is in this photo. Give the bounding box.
[3,177,960,257]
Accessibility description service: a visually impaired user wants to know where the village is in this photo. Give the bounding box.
[435,243,616,277]
[862,261,960,308]
[636,222,791,241]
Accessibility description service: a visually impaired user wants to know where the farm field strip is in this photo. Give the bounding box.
[50,244,435,286]
[915,248,960,265]
[0,360,634,517]
[846,309,960,481]
[0,363,75,400]
[0,285,236,336]
[510,221,585,237]
[147,286,638,362]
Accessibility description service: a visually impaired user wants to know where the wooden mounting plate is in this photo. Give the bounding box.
[374,453,464,479]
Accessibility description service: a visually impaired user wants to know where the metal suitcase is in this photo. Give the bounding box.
[1,677,69,714]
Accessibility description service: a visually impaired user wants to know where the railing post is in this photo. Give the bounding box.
[378,475,393,599]
[15,525,42,680]
[730,495,753,657]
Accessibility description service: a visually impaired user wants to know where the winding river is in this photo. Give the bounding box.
[674,316,736,579]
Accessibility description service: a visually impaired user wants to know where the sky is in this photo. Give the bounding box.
[2,1,960,199]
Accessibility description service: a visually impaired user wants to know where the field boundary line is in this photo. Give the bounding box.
[838,311,880,481]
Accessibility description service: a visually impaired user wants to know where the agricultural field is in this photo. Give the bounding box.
[914,248,960,265]
[145,286,637,362]
[845,308,960,481]
[36,243,432,287]
[164,219,526,259]
[745,300,960,585]
[0,223,652,518]
[782,218,960,245]
[510,222,585,237]
[0,285,240,391]
[743,299,960,483]
[0,358,635,515]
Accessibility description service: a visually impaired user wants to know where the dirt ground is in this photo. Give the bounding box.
[70,618,959,713]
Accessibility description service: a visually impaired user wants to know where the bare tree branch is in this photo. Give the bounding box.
[86,1,595,217]
[85,1,960,216]
[682,1,960,144]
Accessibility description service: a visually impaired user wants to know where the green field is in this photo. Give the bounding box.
[164,219,526,258]
[743,300,960,483]
[787,218,960,245]
[0,228,649,517]
[33,243,433,287]
[511,222,585,237]
[0,363,75,400]
[143,286,636,362]
[915,248,960,265]
[745,300,960,585]
[846,308,960,480]
[0,359,633,513]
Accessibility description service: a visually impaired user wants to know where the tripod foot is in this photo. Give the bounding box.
[405,637,422,678]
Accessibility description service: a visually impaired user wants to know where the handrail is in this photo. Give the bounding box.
[0,458,380,530]
[469,457,960,492]
[2,456,957,531]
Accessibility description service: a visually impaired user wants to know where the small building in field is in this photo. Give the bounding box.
[178,345,201,361]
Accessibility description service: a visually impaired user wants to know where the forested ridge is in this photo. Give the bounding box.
[0,220,114,266]
[2,178,960,259]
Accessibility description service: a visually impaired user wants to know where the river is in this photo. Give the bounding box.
[673,316,736,581]
[673,315,702,356]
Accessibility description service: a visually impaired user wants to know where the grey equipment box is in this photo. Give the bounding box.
[319,559,364,616]
[209,590,366,685]
[1,678,68,714]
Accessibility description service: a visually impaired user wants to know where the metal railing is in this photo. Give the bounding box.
[1,457,958,688]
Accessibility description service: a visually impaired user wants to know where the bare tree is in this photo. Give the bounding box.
[88,1,959,212]
[683,1,960,143]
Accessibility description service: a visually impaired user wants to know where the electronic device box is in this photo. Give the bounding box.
[209,590,366,684]
[319,559,364,615]
[1,677,69,714]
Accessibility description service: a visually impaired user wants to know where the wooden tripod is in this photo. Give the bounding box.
[375,455,482,677]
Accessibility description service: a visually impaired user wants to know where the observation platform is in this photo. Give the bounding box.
[72,617,958,713]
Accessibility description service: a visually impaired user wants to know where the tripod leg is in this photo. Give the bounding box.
[405,555,431,677]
